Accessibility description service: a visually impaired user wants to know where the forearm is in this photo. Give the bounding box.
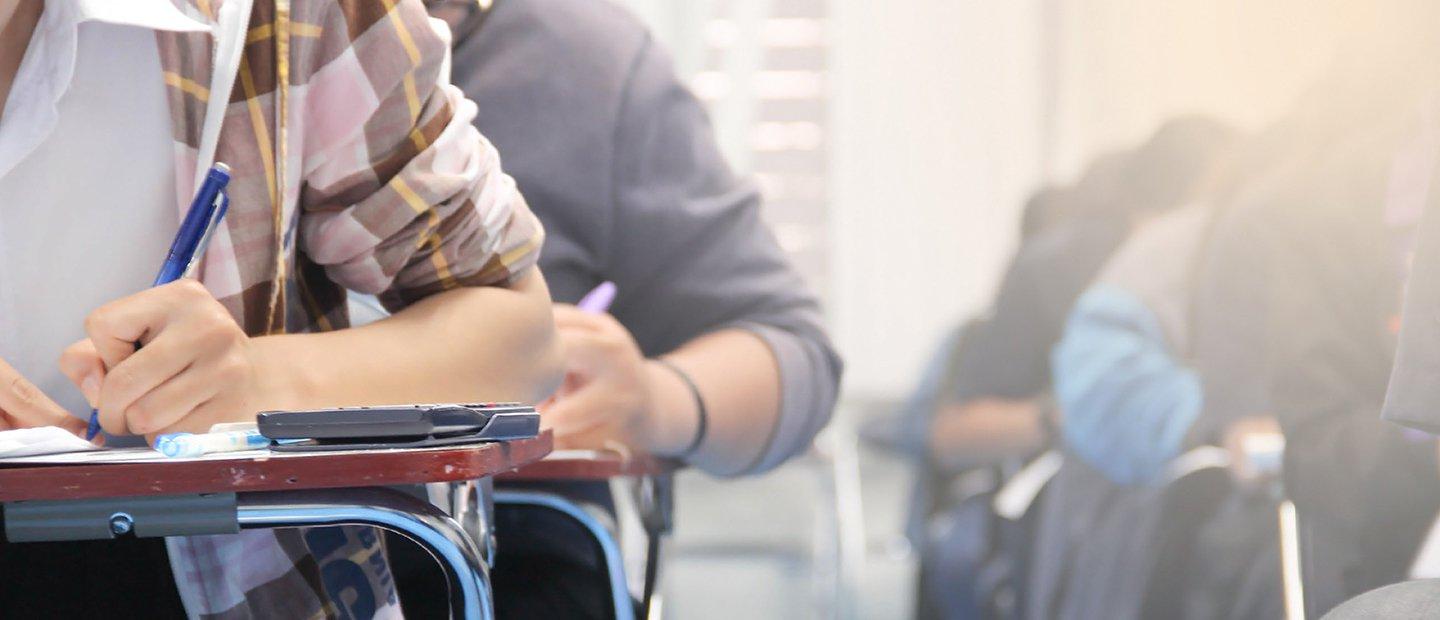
[255,271,563,411]
[928,398,1046,470]
[645,329,782,476]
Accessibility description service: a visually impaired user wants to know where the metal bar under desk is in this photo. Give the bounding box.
[238,487,493,620]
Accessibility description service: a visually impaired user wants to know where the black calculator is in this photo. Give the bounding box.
[257,403,540,451]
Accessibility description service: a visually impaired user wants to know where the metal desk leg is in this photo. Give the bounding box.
[495,490,636,620]
[811,427,866,620]
[238,487,493,620]
[430,479,497,566]
[634,474,674,619]
[1279,499,1306,620]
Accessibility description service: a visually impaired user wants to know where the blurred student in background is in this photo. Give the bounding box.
[908,178,1124,618]
[1050,117,1236,488]
[911,118,1234,619]
[1246,109,1439,617]
[395,1,843,617]
[1190,114,1439,619]
[1176,113,1333,620]
[1037,6,1440,615]
[925,119,1231,469]
[1332,107,1440,617]
[1037,110,1337,619]
[908,152,1135,619]
[1203,10,1440,614]
[1026,118,1237,620]
[923,162,1130,469]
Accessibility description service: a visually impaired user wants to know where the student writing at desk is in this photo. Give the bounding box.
[429,0,841,476]
[391,1,844,617]
[0,0,562,617]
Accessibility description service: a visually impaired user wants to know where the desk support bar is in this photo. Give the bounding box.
[5,493,239,542]
[237,488,492,620]
[430,478,496,565]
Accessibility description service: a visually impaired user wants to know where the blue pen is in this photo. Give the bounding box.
[85,163,233,440]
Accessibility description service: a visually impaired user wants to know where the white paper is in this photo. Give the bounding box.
[0,426,103,458]
[0,443,468,466]
[0,447,271,465]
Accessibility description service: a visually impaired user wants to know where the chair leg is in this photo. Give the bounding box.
[1278,499,1306,620]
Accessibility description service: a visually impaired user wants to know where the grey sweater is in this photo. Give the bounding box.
[443,0,842,473]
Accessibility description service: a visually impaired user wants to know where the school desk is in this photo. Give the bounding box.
[0,432,553,620]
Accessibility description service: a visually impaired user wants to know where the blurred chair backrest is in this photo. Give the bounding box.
[1140,450,1235,618]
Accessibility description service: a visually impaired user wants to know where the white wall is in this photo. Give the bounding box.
[619,0,1048,401]
[618,0,1371,403]
[827,0,1370,401]
[828,1,1045,399]
[1047,0,1351,179]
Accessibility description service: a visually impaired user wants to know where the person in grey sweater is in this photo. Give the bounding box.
[428,0,841,477]
[384,1,843,617]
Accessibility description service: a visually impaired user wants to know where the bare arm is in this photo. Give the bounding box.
[647,329,781,475]
[927,398,1047,471]
[543,309,784,476]
[62,272,563,437]
[260,271,563,409]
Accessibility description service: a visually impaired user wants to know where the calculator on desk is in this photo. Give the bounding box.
[257,403,540,451]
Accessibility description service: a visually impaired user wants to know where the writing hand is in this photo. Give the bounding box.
[59,280,287,439]
[542,305,697,454]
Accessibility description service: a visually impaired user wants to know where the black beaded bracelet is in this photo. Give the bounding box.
[654,358,708,459]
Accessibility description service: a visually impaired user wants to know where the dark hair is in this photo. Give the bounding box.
[1122,115,1237,214]
[1019,186,1070,238]
[1062,149,1136,221]
[1025,116,1236,231]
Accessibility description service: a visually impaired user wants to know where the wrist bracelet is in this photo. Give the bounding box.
[654,358,708,459]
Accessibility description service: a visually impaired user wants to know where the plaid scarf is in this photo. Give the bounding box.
[152,0,542,616]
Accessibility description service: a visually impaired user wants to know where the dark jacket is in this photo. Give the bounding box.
[1255,116,1439,615]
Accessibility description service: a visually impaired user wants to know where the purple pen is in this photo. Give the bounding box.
[576,281,617,314]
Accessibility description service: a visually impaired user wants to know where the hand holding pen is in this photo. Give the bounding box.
[60,279,271,440]
[0,163,238,443]
[543,281,706,455]
[54,163,287,441]
[540,282,691,452]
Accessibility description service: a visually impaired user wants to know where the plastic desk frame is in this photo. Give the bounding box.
[0,432,553,620]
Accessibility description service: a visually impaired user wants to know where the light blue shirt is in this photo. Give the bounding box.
[1053,285,1204,485]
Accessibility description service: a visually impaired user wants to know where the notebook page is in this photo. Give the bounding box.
[0,426,102,458]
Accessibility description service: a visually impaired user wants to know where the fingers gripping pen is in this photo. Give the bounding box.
[85,163,233,441]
